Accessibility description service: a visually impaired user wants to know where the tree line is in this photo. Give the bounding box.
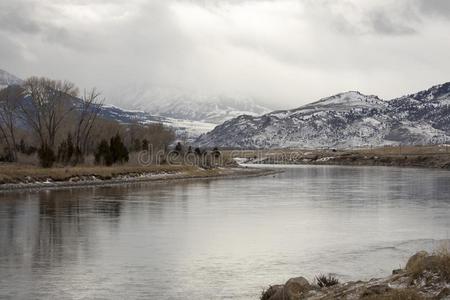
[0,77,175,167]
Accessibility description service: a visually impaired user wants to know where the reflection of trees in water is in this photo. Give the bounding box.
[32,187,129,266]
[0,187,127,270]
[0,182,215,270]
[0,194,31,259]
[93,200,122,218]
[33,190,90,266]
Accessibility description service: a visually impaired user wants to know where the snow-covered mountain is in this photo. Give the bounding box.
[196,83,450,149]
[0,69,23,89]
[98,104,216,140]
[144,95,271,124]
[110,86,271,124]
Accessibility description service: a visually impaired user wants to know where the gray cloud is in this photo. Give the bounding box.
[0,0,449,109]
[419,0,450,19]
[0,1,41,34]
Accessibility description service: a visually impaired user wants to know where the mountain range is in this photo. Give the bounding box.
[0,69,268,140]
[3,69,449,149]
[196,83,450,149]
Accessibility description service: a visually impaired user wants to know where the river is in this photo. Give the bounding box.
[1,165,450,299]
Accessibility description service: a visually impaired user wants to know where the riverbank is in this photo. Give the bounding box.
[0,164,278,192]
[229,145,450,170]
[261,250,450,300]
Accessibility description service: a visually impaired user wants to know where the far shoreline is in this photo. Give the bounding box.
[227,145,450,171]
[0,165,279,193]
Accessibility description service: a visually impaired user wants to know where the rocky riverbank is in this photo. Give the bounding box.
[261,251,450,300]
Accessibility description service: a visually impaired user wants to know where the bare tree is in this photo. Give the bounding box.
[73,88,104,163]
[0,86,21,161]
[19,77,79,166]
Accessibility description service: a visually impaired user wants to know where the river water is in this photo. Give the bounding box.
[1,165,450,299]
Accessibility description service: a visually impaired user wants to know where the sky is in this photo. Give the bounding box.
[1,0,450,109]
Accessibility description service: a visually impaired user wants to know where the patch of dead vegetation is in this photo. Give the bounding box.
[0,164,196,184]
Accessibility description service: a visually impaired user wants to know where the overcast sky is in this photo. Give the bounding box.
[1,0,449,109]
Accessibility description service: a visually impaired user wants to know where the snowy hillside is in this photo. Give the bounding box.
[196,83,450,149]
[0,69,23,89]
[98,105,216,140]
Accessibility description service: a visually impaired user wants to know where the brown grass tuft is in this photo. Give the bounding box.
[407,248,450,281]
[362,289,424,300]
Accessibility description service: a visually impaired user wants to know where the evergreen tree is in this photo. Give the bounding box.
[133,138,141,152]
[109,133,129,164]
[66,133,74,163]
[174,142,183,154]
[142,139,149,151]
[95,139,113,166]
[212,147,220,158]
[19,139,26,154]
[38,144,56,168]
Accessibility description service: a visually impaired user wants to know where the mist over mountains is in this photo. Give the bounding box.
[110,86,271,124]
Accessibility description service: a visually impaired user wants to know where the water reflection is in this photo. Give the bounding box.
[0,165,450,299]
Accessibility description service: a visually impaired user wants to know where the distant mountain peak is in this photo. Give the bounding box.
[197,82,450,149]
[0,69,23,87]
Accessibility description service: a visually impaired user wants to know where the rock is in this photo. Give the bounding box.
[263,251,449,300]
[392,268,403,275]
[361,284,391,297]
[269,277,311,300]
[261,285,283,300]
[437,287,450,299]
[406,251,429,271]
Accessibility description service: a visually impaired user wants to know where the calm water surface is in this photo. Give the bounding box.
[1,165,450,299]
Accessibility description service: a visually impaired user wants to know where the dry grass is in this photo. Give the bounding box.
[434,247,450,280]
[0,163,198,184]
[363,289,424,300]
[407,248,450,281]
[224,145,450,169]
[315,274,339,288]
[225,145,450,158]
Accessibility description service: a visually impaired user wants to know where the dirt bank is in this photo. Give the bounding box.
[0,164,278,192]
[230,145,450,170]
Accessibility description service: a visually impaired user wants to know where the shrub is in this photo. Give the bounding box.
[142,139,149,151]
[38,144,56,168]
[95,134,129,166]
[315,274,339,288]
[212,147,221,158]
[57,133,75,164]
[174,142,183,154]
[95,139,113,166]
[407,248,450,281]
[110,133,129,164]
